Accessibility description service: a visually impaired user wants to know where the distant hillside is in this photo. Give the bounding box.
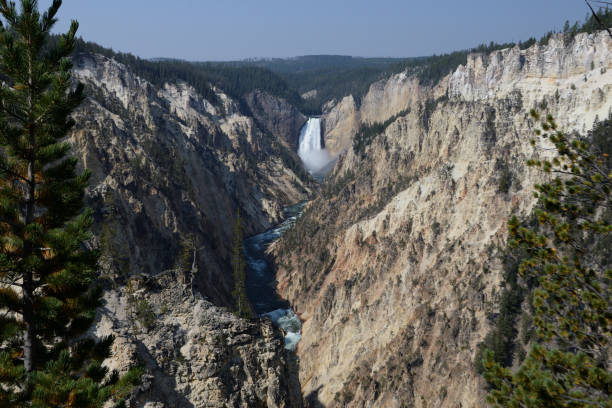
[69,7,612,115]
[215,55,415,111]
[219,55,406,74]
[217,7,612,112]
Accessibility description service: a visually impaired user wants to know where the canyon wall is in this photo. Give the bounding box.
[275,31,612,407]
[245,89,308,150]
[71,52,312,306]
[69,53,309,407]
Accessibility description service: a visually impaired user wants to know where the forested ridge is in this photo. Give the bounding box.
[72,38,310,114]
[68,8,611,115]
[234,8,612,111]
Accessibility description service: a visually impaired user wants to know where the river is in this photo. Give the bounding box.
[244,202,306,350]
[244,118,332,350]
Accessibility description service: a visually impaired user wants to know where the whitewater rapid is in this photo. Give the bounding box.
[242,120,333,350]
[298,118,333,175]
[244,203,306,351]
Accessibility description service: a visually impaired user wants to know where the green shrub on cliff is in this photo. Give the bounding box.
[352,108,411,157]
[232,211,253,319]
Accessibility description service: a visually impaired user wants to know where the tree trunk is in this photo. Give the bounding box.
[23,273,34,372]
[23,156,35,372]
[23,50,36,370]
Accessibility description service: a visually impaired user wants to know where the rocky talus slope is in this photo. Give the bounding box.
[275,31,612,407]
[69,53,309,407]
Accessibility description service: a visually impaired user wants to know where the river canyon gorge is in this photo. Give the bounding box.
[61,29,612,408]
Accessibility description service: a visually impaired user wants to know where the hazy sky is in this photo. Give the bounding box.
[38,0,592,61]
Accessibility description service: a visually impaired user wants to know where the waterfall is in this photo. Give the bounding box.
[298,118,333,174]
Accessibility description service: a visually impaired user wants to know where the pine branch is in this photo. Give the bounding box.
[0,100,28,123]
[0,162,28,183]
[585,0,612,38]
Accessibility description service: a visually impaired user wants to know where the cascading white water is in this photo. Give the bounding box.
[244,202,307,351]
[298,118,333,174]
[262,309,302,350]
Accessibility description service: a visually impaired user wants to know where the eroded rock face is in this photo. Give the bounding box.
[321,95,359,157]
[71,53,312,306]
[245,90,308,150]
[97,273,301,408]
[70,53,310,407]
[275,31,612,407]
[323,31,612,157]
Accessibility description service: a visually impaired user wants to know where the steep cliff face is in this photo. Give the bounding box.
[245,90,308,150]
[275,31,612,407]
[321,95,358,157]
[68,53,310,407]
[96,272,301,408]
[322,31,611,157]
[71,52,312,306]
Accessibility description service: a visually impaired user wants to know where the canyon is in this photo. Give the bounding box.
[69,52,312,406]
[64,30,612,407]
[275,30,612,407]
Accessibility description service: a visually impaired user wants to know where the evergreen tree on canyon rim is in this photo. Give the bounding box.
[0,1,139,406]
[483,111,611,407]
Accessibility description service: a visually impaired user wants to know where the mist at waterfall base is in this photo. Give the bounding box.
[298,118,334,177]
[244,203,306,351]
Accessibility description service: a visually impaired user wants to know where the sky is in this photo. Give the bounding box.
[37,0,593,61]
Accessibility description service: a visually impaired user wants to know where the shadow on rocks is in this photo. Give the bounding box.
[286,350,307,408]
[304,385,325,408]
[131,337,195,408]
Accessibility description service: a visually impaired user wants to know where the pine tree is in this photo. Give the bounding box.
[231,211,252,319]
[483,111,611,407]
[0,1,139,406]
